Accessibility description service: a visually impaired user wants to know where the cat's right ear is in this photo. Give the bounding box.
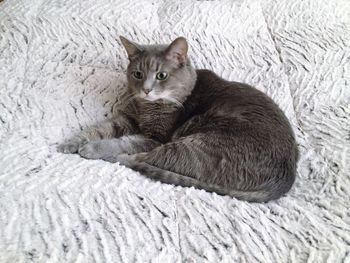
[164,37,188,67]
[119,36,143,60]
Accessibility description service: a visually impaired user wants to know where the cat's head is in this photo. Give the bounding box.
[120,36,197,105]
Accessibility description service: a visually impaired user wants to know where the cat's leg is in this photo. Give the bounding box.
[111,137,225,194]
[171,115,203,139]
[114,136,206,178]
[113,135,281,202]
[78,135,161,161]
[58,113,137,154]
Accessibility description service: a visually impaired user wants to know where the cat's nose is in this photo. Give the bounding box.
[143,89,151,95]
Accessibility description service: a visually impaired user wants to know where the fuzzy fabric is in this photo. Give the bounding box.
[0,0,349,262]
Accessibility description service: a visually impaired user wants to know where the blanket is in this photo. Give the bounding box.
[0,0,349,262]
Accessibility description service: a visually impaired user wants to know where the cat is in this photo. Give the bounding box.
[58,36,299,202]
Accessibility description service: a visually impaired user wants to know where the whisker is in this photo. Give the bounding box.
[162,97,184,109]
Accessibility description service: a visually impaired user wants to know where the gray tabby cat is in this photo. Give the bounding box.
[58,36,299,202]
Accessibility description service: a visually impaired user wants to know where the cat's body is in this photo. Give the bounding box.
[58,37,298,202]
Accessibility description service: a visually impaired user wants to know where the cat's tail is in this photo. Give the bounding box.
[120,158,282,202]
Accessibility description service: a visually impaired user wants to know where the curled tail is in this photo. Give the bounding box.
[118,156,282,202]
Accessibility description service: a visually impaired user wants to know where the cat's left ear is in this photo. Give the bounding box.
[164,37,188,67]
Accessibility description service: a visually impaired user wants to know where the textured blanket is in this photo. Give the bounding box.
[1,0,349,262]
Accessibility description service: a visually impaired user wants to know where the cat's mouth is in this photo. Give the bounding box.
[139,90,173,102]
[137,91,183,107]
[139,91,149,99]
[138,93,156,102]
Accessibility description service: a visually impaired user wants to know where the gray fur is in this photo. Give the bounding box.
[58,36,299,202]
[78,135,160,161]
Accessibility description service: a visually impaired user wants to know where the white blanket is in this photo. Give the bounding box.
[1,0,349,262]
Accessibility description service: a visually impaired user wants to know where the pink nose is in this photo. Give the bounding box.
[143,89,151,95]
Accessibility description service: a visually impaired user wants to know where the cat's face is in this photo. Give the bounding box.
[120,36,196,105]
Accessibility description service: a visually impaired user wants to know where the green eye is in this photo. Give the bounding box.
[156,72,168,80]
[132,71,143,79]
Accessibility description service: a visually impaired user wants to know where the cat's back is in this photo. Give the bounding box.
[192,69,294,133]
[194,69,281,112]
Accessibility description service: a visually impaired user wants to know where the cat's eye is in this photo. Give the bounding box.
[156,72,168,80]
[132,71,143,80]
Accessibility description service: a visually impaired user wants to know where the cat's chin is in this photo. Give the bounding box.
[137,95,160,104]
[138,94,155,102]
[139,92,171,102]
[137,91,183,107]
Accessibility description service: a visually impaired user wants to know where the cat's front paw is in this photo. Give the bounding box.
[78,141,105,160]
[58,141,81,154]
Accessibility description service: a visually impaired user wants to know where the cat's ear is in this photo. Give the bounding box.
[164,37,188,66]
[120,36,143,60]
